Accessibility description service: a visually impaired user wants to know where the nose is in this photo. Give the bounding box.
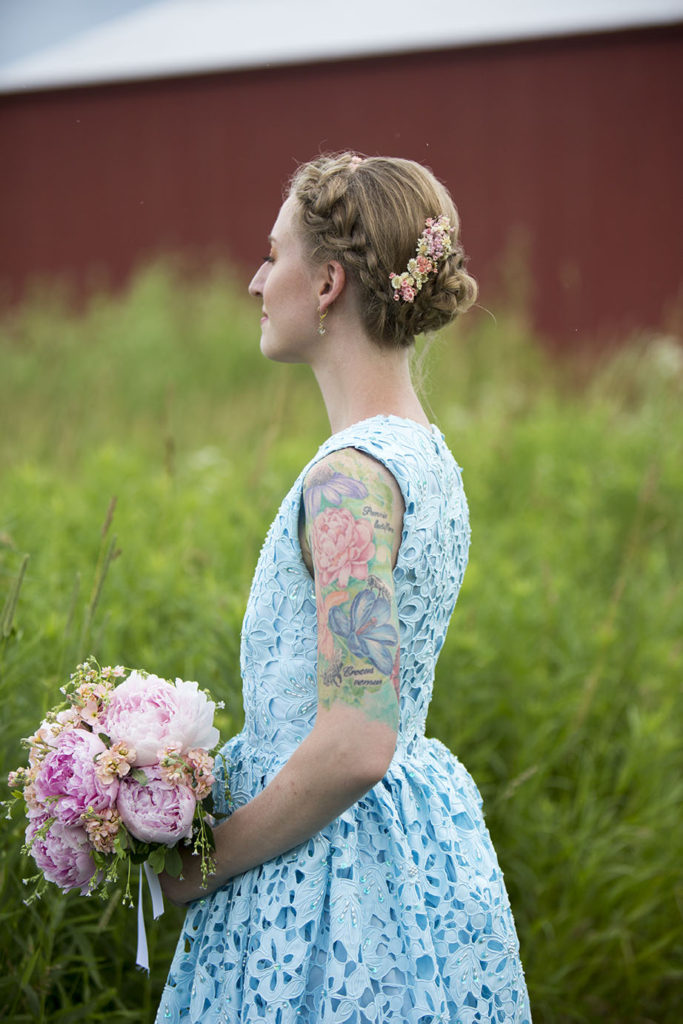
[248,263,265,297]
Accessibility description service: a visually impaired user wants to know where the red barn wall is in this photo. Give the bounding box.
[1,25,681,346]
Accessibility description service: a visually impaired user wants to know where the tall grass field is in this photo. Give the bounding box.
[1,263,681,1022]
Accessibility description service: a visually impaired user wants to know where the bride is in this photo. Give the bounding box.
[157,152,531,1023]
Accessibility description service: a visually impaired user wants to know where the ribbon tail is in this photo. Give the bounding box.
[135,867,150,973]
[144,860,165,920]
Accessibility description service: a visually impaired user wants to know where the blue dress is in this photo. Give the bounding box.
[156,415,531,1023]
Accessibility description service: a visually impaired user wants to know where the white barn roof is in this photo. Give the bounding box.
[1,0,682,94]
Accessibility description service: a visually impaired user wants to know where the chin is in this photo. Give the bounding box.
[259,335,310,365]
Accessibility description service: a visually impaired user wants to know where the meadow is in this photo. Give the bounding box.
[1,262,681,1022]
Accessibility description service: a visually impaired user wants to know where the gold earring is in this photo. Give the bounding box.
[318,308,328,336]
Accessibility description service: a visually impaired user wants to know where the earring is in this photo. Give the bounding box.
[318,308,328,336]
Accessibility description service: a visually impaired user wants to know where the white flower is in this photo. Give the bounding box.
[168,679,220,753]
[101,671,219,767]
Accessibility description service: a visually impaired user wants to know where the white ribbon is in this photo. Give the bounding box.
[145,861,165,919]
[135,861,165,972]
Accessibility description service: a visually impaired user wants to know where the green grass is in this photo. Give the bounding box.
[1,262,681,1022]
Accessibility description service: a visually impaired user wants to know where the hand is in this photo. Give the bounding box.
[158,843,214,906]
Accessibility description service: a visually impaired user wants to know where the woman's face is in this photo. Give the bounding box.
[248,196,321,363]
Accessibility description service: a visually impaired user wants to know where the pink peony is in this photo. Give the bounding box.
[33,728,119,826]
[117,765,196,845]
[101,672,219,767]
[312,507,375,588]
[26,813,96,893]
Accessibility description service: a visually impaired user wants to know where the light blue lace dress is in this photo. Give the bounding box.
[156,415,531,1023]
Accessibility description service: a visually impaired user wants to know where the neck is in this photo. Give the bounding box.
[309,324,429,435]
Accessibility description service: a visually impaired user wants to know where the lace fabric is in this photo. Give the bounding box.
[156,416,531,1023]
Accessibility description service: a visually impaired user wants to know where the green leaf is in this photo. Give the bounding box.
[130,768,148,785]
[114,828,129,853]
[164,846,183,878]
[147,847,166,874]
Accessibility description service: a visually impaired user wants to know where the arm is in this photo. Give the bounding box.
[161,449,403,903]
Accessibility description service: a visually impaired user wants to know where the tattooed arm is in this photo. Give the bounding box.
[161,450,403,903]
[301,449,401,747]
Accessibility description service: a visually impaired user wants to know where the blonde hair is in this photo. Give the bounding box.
[288,152,478,348]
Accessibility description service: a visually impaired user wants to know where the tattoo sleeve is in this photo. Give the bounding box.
[303,450,401,731]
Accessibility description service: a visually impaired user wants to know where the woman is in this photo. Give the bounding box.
[157,153,531,1023]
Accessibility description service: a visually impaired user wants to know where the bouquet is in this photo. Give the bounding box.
[7,658,224,908]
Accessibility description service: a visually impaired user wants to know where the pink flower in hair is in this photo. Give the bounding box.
[390,215,453,302]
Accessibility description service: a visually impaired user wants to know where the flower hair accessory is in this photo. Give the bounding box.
[390,215,454,303]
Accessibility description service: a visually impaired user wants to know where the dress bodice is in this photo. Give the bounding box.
[239,415,470,761]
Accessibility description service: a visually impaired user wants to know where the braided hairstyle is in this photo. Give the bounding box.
[288,152,478,348]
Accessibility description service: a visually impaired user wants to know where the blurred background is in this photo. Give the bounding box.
[1,3,682,1022]
[1,0,682,344]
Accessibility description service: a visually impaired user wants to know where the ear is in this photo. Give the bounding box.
[317,261,346,313]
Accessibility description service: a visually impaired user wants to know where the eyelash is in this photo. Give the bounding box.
[262,255,274,263]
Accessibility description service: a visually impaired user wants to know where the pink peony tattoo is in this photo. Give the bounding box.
[312,507,375,588]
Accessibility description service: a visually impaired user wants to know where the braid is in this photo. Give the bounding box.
[289,153,477,348]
